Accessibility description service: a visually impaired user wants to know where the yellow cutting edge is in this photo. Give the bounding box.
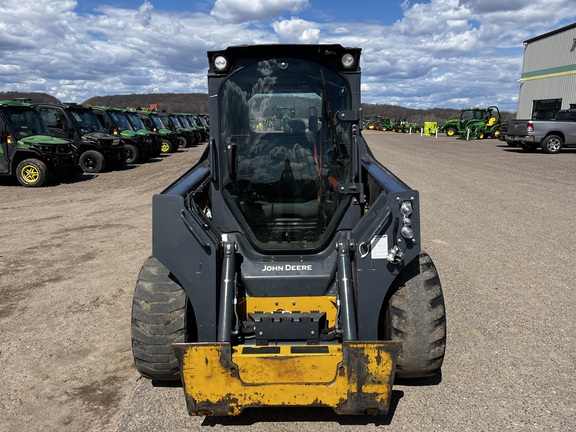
[173,340,401,416]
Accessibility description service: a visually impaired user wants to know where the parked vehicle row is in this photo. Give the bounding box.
[363,115,421,133]
[0,99,209,186]
[364,106,504,140]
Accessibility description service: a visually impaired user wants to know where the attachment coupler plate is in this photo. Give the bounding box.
[173,340,401,416]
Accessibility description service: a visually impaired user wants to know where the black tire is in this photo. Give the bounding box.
[124,143,140,164]
[177,137,187,148]
[79,150,105,173]
[385,252,446,379]
[541,135,562,154]
[16,158,48,187]
[131,256,188,381]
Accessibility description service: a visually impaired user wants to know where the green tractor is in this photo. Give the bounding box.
[377,118,392,131]
[391,118,410,133]
[438,106,501,139]
[0,100,77,187]
[363,114,382,130]
[438,117,460,137]
[457,106,501,140]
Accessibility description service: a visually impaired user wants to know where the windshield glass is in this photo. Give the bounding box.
[5,108,51,139]
[69,108,106,134]
[169,115,182,128]
[178,115,191,127]
[125,112,146,130]
[220,57,352,251]
[109,111,134,131]
[150,114,166,130]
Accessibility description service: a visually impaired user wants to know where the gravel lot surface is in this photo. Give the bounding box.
[1,131,575,431]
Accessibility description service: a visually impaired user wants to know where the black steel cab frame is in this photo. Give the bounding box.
[153,44,421,343]
[143,44,437,416]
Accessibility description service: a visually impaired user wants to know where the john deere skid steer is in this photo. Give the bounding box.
[131,44,446,416]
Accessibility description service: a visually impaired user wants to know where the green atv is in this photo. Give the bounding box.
[0,100,77,187]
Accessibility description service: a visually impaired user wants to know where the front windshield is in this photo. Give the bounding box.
[69,108,106,134]
[220,57,352,251]
[461,110,486,121]
[5,108,51,139]
[125,112,146,130]
[178,115,191,127]
[169,115,183,128]
[150,114,166,130]
[109,111,134,131]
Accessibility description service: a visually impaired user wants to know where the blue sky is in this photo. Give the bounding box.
[1,0,576,111]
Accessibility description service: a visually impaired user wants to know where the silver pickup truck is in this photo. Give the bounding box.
[505,109,576,153]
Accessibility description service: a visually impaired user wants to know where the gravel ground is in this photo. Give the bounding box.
[1,131,575,431]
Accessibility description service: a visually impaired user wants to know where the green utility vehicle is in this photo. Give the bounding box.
[136,109,178,153]
[184,114,209,142]
[155,112,190,148]
[35,103,126,173]
[122,109,162,158]
[0,100,76,186]
[168,113,199,147]
[92,106,153,164]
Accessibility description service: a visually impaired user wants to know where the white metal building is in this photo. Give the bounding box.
[517,23,576,119]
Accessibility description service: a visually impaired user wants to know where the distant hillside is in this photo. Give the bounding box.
[83,93,209,114]
[0,91,515,123]
[0,91,60,104]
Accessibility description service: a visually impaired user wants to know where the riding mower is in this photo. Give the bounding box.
[131,44,447,416]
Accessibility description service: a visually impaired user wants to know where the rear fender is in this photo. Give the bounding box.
[153,159,221,341]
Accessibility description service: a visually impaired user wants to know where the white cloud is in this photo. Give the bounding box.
[272,18,321,43]
[0,0,574,111]
[211,0,309,23]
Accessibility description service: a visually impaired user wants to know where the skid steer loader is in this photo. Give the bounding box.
[131,44,446,416]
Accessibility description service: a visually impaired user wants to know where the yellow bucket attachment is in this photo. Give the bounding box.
[172,341,401,416]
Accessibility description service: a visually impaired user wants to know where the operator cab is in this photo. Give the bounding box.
[217,51,356,251]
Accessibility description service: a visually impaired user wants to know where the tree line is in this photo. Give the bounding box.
[1,91,515,123]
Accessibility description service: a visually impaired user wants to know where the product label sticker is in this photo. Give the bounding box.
[370,235,389,259]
